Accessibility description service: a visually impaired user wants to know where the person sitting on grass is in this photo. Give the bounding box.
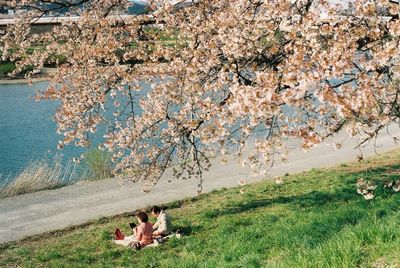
[132,211,153,249]
[151,206,172,237]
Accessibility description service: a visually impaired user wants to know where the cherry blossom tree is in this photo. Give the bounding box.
[1,0,399,191]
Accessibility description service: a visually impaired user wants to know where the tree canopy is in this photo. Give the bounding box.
[1,0,399,191]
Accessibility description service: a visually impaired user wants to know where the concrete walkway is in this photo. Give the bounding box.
[1,127,400,243]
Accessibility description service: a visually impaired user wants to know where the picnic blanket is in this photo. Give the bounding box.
[113,235,137,247]
[113,234,177,248]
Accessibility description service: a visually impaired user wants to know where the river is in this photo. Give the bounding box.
[0,82,86,179]
[0,79,154,183]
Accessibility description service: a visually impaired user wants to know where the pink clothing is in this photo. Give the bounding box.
[135,222,153,246]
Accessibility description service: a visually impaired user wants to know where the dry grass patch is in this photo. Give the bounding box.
[0,157,83,198]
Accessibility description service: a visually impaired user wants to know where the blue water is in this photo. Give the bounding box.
[0,82,85,177]
[0,79,155,179]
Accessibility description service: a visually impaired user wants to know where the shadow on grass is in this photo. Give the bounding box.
[196,165,400,248]
[204,165,400,220]
[172,224,204,236]
[202,188,354,219]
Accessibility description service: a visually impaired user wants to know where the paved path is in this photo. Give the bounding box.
[1,127,400,243]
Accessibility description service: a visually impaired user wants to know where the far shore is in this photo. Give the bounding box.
[0,63,170,85]
[0,76,50,85]
[0,67,55,85]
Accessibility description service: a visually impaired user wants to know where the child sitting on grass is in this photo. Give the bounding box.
[131,211,153,249]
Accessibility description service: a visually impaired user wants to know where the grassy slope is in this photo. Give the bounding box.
[2,151,400,267]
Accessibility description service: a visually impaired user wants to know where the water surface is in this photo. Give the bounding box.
[0,82,85,177]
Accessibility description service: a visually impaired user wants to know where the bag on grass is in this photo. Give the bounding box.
[114,228,125,240]
[129,241,141,250]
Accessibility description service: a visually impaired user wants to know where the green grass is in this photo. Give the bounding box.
[0,61,16,75]
[2,150,400,267]
[0,61,35,77]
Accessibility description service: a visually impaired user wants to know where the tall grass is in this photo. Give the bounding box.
[0,148,115,198]
[0,157,84,198]
[84,148,113,180]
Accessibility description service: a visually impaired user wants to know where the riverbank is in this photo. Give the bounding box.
[0,76,49,85]
[2,149,400,267]
[0,62,172,85]
[0,67,55,85]
[0,127,399,244]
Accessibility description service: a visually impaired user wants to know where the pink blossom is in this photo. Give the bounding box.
[2,0,399,191]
